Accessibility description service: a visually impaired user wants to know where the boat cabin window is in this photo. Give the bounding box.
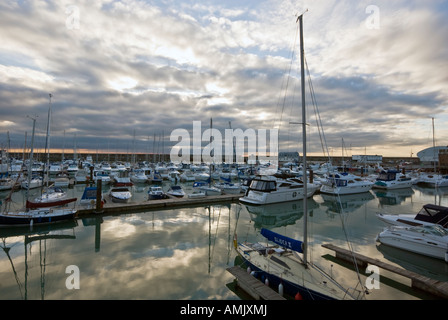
[249,180,276,192]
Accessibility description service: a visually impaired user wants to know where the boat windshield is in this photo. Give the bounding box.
[249,179,276,192]
[416,225,448,237]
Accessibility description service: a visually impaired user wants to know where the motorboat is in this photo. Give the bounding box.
[377,204,448,228]
[376,224,448,262]
[148,186,167,200]
[109,187,132,203]
[180,170,196,182]
[372,170,413,190]
[418,173,448,188]
[53,173,70,187]
[0,176,16,191]
[187,190,207,199]
[93,170,111,185]
[192,181,221,196]
[166,185,185,198]
[320,172,373,195]
[214,182,242,194]
[21,175,43,190]
[239,175,319,205]
[0,207,77,227]
[79,186,104,208]
[130,169,148,184]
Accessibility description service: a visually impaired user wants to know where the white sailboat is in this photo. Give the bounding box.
[235,14,359,300]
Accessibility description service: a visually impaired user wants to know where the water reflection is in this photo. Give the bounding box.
[0,221,78,300]
[0,184,447,300]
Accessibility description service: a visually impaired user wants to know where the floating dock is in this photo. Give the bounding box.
[76,193,242,217]
[226,266,286,300]
[322,243,448,299]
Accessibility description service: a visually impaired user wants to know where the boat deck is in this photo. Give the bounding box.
[226,266,286,300]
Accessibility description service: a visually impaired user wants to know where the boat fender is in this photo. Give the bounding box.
[247,266,251,274]
[250,271,256,277]
[264,278,269,286]
[278,282,284,296]
[295,292,303,300]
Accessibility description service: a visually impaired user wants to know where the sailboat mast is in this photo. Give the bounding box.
[45,93,52,187]
[298,13,308,266]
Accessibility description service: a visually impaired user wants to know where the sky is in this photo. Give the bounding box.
[0,0,447,160]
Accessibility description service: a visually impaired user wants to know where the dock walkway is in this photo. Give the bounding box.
[322,243,448,299]
[226,266,286,300]
[76,193,242,217]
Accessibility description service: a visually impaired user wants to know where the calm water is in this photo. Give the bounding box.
[1,182,448,300]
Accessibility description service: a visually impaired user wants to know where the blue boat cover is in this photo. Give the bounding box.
[261,228,303,253]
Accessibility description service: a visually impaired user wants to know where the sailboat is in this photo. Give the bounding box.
[0,110,77,227]
[30,94,77,208]
[235,13,359,300]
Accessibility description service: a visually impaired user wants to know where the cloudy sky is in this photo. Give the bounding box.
[0,0,447,159]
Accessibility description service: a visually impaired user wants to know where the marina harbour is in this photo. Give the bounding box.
[1,178,447,300]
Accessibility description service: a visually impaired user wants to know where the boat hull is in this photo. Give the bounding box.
[377,228,448,261]
[236,242,354,300]
[240,187,317,205]
[0,209,76,227]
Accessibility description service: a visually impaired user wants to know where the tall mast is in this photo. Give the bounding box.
[45,93,52,186]
[298,12,308,266]
[26,116,37,203]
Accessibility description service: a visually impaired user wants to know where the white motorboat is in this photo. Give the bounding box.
[320,172,373,195]
[109,187,132,203]
[167,185,185,198]
[21,176,43,190]
[376,224,448,262]
[214,182,242,194]
[93,170,111,185]
[418,173,448,188]
[239,175,319,205]
[180,170,196,182]
[187,190,207,199]
[377,204,448,228]
[0,176,16,191]
[53,173,70,187]
[192,181,221,196]
[130,169,148,183]
[148,186,167,200]
[373,170,413,190]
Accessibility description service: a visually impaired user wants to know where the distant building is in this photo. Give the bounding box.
[279,151,300,162]
[417,146,448,163]
[351,155,382,163]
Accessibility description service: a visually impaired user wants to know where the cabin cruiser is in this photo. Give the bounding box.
[320,172,373,195]
[377,204,448,228]
[167,185,185,198]
[239,175,319,205]
[148,186,167,200]
[376,224,448,262]
[373,170,413,190]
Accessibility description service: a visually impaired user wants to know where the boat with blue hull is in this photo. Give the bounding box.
[236,229,356,300]
[0,208,77,227]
